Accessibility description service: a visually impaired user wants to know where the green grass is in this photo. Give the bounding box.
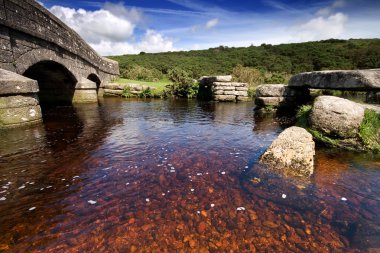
[113,78,171,92]
[359,109,380,152]
[296,105,312,128]
[296,105,348,149]
[296,105,380,152]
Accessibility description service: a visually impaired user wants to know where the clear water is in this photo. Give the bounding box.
[0,98,379,252]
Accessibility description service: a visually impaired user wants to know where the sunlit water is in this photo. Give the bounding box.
[0,98,379,252]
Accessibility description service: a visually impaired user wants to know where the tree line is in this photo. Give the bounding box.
[108,39,380,80]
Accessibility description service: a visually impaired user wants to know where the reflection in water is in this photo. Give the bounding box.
[0,98,379,252]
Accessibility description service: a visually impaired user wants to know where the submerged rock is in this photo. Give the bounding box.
[259,126,315,178]
[310,96,365,138]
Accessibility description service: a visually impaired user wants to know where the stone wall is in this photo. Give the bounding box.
[199,75,249,102]
[103,83,156,97]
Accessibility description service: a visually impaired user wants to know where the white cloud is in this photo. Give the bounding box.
[89,41,136,56]
[50,5,136,44]
[295,12,348,41]
[205,18,219,29]
[90,30,177,56]
[190,18,220,33]
[137,30,176,53]
[316,0,346,16]
[49,3,176,55]
[332,0,346,8]
[264,0,300,13]
[191,44,201,50]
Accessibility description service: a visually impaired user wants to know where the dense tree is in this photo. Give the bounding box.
[108,39,380,80]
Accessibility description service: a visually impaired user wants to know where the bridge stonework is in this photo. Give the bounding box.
[0,0,120,128]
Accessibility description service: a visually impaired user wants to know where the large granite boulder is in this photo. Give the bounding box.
[310,96,365,138]
[289,69,380,90]
[260,126,315,178]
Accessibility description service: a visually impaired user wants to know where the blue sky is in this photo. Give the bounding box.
[39,0,380,56]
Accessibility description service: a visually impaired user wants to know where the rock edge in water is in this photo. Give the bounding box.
[259,126,315,179]
[297,96,380,152]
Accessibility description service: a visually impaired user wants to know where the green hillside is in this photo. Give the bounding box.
[109,39,380,80]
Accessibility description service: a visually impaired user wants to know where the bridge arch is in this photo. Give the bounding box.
[23,60,77,107]
[87,73,102,90]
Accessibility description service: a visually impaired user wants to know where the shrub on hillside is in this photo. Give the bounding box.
[264,71,291,84]
[121,65,162,82]
[167,67,198,98]
[232,64,264,87]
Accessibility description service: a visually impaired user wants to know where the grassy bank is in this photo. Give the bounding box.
[296,105,380,152]
[113,78,171,92]
[359,109,380,152]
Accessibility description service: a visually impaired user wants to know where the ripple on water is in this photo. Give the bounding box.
[0,98,379,252]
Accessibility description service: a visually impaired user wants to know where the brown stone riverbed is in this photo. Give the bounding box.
[0,98,379,252]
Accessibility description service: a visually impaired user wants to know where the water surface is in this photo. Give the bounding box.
[0,98,379,252]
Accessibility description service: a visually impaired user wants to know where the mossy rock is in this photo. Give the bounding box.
[296,103,380,152]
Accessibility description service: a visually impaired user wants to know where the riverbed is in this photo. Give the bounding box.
[0,98,379,252]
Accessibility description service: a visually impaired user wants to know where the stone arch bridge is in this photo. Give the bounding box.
[0,0,119,128]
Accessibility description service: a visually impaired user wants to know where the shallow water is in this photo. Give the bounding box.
[0,98,379,252]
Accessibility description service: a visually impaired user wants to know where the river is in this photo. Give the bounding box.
[0,98,379,252]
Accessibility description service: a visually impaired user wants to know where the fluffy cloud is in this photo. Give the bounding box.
[295,12,348,41]
[50,5,137,44]
[205,18,219,29]
[191,18,220,33]
[49,3,176,55]
[90,30,176,56]
[137,30,175,53]
[316,0,346,16]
